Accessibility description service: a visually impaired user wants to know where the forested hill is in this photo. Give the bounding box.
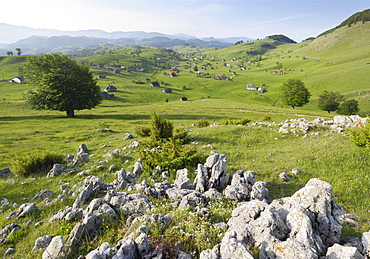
[318,8,370,37]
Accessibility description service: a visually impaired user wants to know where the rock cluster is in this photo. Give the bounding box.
[276,115,367,135]
[1,115,369,258]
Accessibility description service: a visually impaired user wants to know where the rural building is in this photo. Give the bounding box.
[246,84,257,90]
[98,75,106,79]
[162,88,172,93]
[9,76,25,84]
[100,92,115,100]
[150,82,160,87]
[180,97,188,101]
[258,87,265,93]
[98,63,104,68]
[105,84,117,92]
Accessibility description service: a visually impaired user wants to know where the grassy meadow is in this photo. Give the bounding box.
[0,23,370,257]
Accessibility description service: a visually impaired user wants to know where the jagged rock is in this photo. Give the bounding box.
[279,172,291,181]
[271,238,318,259]
[65,223,86,254]
[32,189,56,200]
[177,251,192,259]
[108,192,151,216]
[135,233,150,258]
[362,230,370,257]
[203,188,223,200]
[42,235,66,259]
[113,237,138,259]
[194,164,209,192]
[227,200,289,249]
[223,184,250,201]
[250,181,269,201]
[115,168,127,182]
[0,223,20,238]
[85,242,113,259]
[7,203,37,219]
[1,198,9,207]
[46,164,64,178]
[178,191,207,209]
[124,133,134,140]
[326,243,364,259]
[199,248,219,259]
[72,182,93,209]
[175,168,194,190]
[48,207,83,222]
[285,205,324,255]
[291,168,301,175]
[340,237,364,254]
[4,247,15,257]
[219,230,254,259]
[208,154,228,191]
[77,143,88,154]
[32,235,53,252]
[0,168,12,177]
[133,158,143,176]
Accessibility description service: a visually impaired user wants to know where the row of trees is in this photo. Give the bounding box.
[281,79,360,115]
[6,48,22,56]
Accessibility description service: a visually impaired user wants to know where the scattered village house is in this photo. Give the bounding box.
[246,84,257,90]
[162,88,172,93]
[100,91,115,100]
[9,76,25,84]
[98,75,106,79]
[150,82,160,87]
[105,84,117,92]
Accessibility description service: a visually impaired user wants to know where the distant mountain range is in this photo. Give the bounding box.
[0,23,254,54]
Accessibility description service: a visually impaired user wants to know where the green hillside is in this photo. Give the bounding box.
[1,12,370,258]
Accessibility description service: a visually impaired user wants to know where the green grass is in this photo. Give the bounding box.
[0,23,370,257]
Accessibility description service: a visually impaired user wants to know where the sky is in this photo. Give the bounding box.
[1,0,369,42]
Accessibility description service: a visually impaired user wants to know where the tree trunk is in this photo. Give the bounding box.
[291,106,295,109]
[66,110,76,118]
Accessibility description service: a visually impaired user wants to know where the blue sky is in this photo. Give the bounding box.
[1,0,369,42]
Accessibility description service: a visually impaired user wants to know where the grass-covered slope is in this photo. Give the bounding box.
[0,16,370,257]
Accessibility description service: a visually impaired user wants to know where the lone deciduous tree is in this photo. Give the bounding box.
[318,91,344,113]
[24,53,102,118]
[281,78,311,109]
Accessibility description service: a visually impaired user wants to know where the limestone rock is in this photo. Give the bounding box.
[32,235,53,252]
[175,168,194,190]
[42,235,66,259]
[219,230,254,259]
[326,243,364,259]
[46,164,64,178]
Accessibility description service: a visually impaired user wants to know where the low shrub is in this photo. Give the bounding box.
[350,122,370,148]
[135,126,151,137]
[12,151,64,177]
[197,118,210,128]
[222,118,251,125]
[137,138,203,180]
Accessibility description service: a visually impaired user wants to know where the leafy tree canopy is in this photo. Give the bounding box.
[24,53,102,117]
[337,99,360,115]
[318,91,344,113]
[281,78,311,109]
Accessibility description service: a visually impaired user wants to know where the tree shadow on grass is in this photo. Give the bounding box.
[0,113,225,122]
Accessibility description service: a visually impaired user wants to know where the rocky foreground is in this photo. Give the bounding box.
[1,116,369,259]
